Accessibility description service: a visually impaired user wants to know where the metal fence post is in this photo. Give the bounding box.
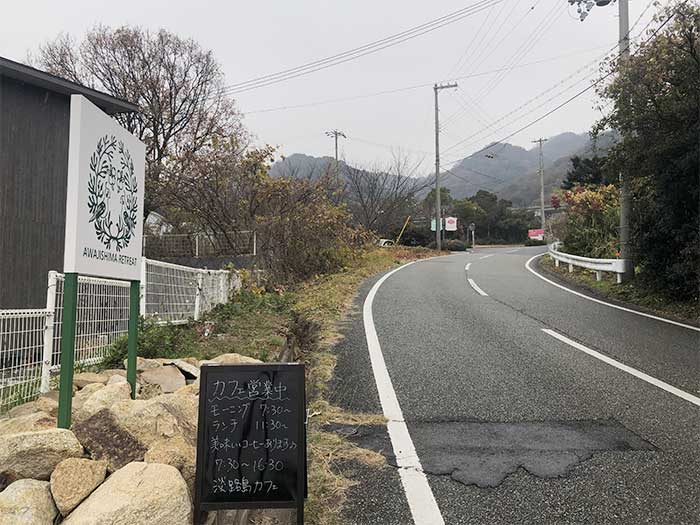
[195,234,200,258]
[253,231,257,256]
[194,272,203,320]
[40,271,58,394]
[220,272,228,304]
[139,258,147,317]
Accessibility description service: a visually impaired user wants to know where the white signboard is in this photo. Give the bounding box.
[64,95,145,280]
[445,217,458,231]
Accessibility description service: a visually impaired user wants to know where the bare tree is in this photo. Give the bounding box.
[344,151,429,235]
[32,26,246,218]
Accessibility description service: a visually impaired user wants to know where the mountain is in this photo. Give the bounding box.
[270,131,617,207]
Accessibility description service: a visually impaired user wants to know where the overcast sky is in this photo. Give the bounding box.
[2,0,663,171]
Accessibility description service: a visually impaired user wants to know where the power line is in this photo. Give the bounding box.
[242,47,610,115]
[214,0,505,97]
[441,6,678,166]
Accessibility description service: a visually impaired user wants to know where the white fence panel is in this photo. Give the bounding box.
[0,309,49,412]
[1,258,240,413]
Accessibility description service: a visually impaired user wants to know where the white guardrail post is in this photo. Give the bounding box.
[139,258,147,317]
[194,272,203,321]
[40,271,58,393]
[548,242,628,284]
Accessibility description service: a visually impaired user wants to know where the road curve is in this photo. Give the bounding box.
[361,245,699,524]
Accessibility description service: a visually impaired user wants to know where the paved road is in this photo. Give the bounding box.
[332,246,699,524]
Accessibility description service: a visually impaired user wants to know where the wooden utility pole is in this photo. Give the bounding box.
[532,138,548,231]
[433,82,458,250]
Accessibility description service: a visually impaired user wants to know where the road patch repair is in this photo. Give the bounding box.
[327,419,654,488]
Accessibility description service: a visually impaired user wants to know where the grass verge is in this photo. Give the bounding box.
[539,254,699,325]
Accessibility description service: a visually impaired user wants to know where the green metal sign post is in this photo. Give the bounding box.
[127,281,140,399]
[57,273,78,428]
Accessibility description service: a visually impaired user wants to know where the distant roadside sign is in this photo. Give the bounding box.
[445,217,458,231]
[528,228,545,241]
[468,223,476,232]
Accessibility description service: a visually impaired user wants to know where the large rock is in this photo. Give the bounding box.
[144,435,195,497]
[72,383,105,417]
[62,462,192,525]
[73,372,109,389]
[75,382,131,422]
[207,353,262,365]
[106,374,127,385]
[50,458,107,516]
[0,412,56,436]
[175,382,199,396]
[160,359,199,379]
[102,368,126,378]
[0,429,83,481]
[139,365,186,393]
[110,393,198,446]
[124,357,162,372]
[0,479,58,525]
[72,409,147,473]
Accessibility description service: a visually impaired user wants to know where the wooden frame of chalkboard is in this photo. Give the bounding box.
[193,363,306,524]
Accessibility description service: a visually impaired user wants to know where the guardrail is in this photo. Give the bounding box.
[548,242,628,284]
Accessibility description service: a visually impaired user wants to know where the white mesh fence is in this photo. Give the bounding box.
[0,258,239,413]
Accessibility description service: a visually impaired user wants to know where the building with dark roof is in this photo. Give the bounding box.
[0,56,139,308]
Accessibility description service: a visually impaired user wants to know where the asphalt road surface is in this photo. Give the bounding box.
[330,246,699,525]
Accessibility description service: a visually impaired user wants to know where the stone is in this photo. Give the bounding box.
[72,383,105,417]
[175,383,199,396]
[0,429,83,481]
[0,479,58,525]
[144,435,195,497]
[124,356,162,372]
[62,462,192,525]
[50,458,107,516]
[72,409,147,473]
[6,402,40,419]
[110,393,198,447]
[75,382,131,422]
[0,471,19,492]
[160,359,199,379]
[34,395,59,417]
[106,374,127,384]
[102,368,126,378]
[138,383,163,400]
[73,372,109,389]
[139,365,186,393]
[209,353,262,365]
[0,412,56,436]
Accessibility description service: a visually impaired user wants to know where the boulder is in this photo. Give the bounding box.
[208,353,262,365]
[106,374,127,385]
[110,393,198,447]
[137,383,163,400]
[0,471,18,492]
[35,394,59,417]
[6,402,40,419]
[62,462,192,525]
[72,409,147,473]
[139,365,186,393]
[144,435,195,497]
[102,369,126,378]
[0,479,58,525]
[73,372,109,389]
[175,383,199,396]
[0,429,83,481]
[75,382,131,421]
[72,383,105,417]
[0,412,55,436]
[160,359,199,379]
[50,458,107,516]
[123,357,161,372]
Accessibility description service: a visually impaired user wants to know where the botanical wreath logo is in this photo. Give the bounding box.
[87,135,138,252]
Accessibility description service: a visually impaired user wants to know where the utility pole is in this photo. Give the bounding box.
[325,129,346,163]
[433,82,458,251]
[532,138,548,231]
[572,0,633,280]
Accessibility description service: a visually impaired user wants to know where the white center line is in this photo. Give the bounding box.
[364,262,444,525]
[465,263,471,271]
[468,278,489,296]
[480,254,494,260]
[542,329,700,407]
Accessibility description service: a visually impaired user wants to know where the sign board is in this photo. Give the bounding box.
[430,218,444,231]
[468,223,476,232]
[445,217,458,232]
[64,95,145,281]
[528,228,545,241]
[194,364,306,522]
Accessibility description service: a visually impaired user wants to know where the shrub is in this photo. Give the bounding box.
[444,239,468,251]
[524,238,547,246]
[561,185,619,258]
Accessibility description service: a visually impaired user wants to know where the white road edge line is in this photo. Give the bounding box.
[467,278,488,296]
[542,329,700,407]
[525,253,700,333]
[363,261,445,525]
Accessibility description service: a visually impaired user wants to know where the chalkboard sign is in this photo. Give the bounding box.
[193,363,306,524]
